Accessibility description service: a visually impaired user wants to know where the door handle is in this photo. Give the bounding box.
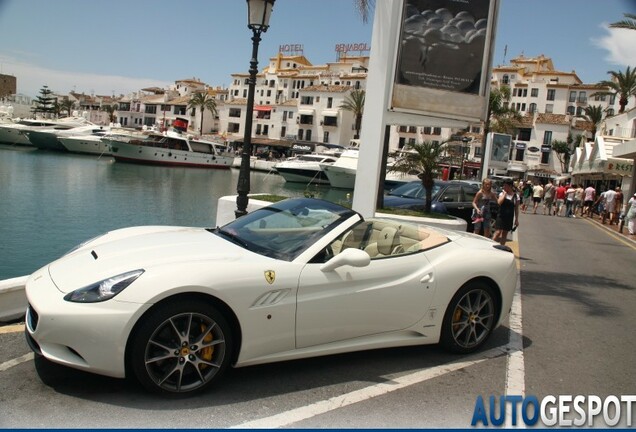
[420,273,433,283]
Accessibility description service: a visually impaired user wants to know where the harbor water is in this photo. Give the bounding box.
[0,146,351,280]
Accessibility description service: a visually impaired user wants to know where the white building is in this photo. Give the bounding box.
[486,54,634,182]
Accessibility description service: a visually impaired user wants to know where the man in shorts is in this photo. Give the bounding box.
[532,181,544,214]
[555,182,567,216]
[543,179,555,215]
[583,183,596,217]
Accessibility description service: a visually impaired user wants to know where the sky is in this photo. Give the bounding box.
[0,0,634,99]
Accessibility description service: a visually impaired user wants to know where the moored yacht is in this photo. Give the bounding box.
[274,153,339,185]
[0,117,92,146]
[103,120,234,169]
[58,128,113,155]
[321,148,419,189]
[24,123,105,152]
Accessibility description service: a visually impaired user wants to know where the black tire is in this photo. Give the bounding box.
[129,299,232,396]
[440,282,498,354]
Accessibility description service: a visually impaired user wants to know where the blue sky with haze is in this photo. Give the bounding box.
[0,0,634,98]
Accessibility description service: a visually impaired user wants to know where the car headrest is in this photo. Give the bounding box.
[377,226,399,255]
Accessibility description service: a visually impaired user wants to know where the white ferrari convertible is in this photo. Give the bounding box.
[25,197,517,395]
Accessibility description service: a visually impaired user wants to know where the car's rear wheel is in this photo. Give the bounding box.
[440,282,497,354]
[130,300,232,395]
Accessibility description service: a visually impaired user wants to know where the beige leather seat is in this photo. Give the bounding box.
[364,226,404,258]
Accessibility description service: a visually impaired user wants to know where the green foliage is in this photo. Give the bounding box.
[340,89,365,139]
[594,66,636,113]
[102,104,118,123]
[188,92,217,135]
[60,99,75,117]
[488,85,523,134]
[388,140,444,213]
[33,85,56,116]
[578,105,604,137]
[552,140,574,173]
[609,13,636,30]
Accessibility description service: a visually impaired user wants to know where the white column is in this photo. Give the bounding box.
[351,0,402,218]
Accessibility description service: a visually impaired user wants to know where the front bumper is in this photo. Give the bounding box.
[25,268,147,378]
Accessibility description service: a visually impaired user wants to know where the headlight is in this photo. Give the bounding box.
[64,269,144,303]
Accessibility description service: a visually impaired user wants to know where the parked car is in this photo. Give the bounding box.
[383,180,496,231]
[24,197,516,395]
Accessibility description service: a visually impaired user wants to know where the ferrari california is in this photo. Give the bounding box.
[25,197,517,395]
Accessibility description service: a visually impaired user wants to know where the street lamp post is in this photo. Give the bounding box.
[459,137,469,180]
[235,0,275,219]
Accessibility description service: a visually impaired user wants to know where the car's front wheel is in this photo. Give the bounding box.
[129,299,232,395]
[440,282,497,354]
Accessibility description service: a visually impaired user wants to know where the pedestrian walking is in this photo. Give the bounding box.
[521,180,533,213]
[583,183,596,217]
[574,184,585,216]
[543,179,555,215]
[472,178,498,238]
[555,182,567,216]
[532,181,544,214]
[565,184,576,217]
[625,192,636,235]
[614,187,624,225]
[603,187,617,225]
[493,179,520,246]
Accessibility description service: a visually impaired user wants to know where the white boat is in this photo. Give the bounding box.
[0,117,93,146]
[320,148,359,189]
[103,129,234,169]
[321,148,419,189]
[58,128,113,155]
[274,153,339,184]
[232,155,279,173]
[24,123,105,152]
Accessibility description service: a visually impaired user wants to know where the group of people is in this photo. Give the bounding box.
[471,178,636,243]
[471,178,519,246]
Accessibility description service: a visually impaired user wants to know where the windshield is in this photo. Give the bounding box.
[214,198,358,261]
[388,182,441,199]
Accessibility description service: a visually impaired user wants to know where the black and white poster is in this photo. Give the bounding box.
[391,0,498,123]
[396,0,490,94]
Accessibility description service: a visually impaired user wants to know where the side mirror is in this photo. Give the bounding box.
[320,248,370,272]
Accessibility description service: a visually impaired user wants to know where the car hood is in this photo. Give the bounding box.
[48,226,244,293]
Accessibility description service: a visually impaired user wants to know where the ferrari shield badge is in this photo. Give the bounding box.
[264,270,276,284]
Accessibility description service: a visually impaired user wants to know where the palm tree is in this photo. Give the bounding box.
[188,92,217,136]
[102,104,118,123]
[60,99,75,117]
[488,85,522,134]
[340,89,365,139]
[610,13,636,30]
[551,139,575,173]
[594,66,636,113]
[387,140,445,213]
[353,0,374,23]
[578,105,604,138]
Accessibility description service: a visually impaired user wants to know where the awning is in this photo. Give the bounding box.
[298,109,314,115]
[321,110,338,117]
[254,105,272,112]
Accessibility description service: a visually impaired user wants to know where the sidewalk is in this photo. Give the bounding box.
[575,211,636,242]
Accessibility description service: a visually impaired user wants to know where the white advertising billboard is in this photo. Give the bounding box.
[391,0,499,123]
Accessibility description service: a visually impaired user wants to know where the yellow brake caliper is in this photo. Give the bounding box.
[199,324,214,369]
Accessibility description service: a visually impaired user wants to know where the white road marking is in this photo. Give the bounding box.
[505,264,526,428]
[0,353,34,372]
[232,346,508,429]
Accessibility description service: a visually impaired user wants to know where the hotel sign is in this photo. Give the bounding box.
[335,43,370,53]
[391,0,500,123]
[279,44,304,54]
